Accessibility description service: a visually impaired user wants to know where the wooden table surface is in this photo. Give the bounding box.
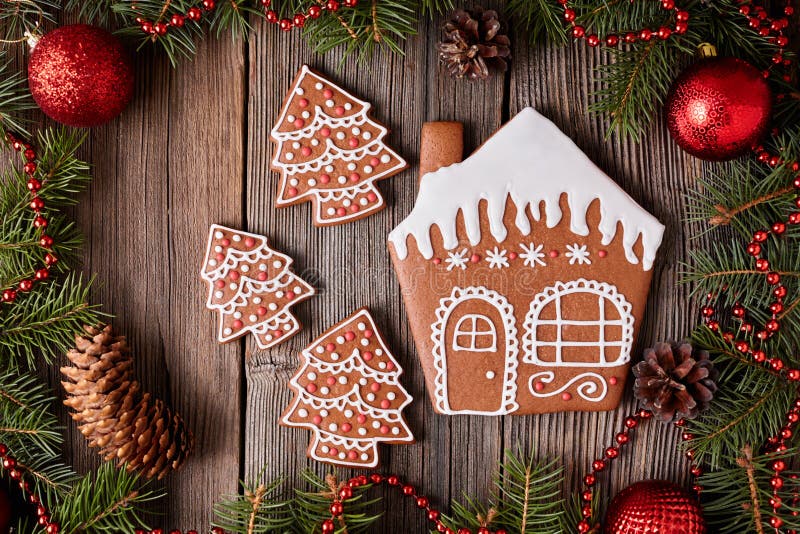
[55,4,707,531]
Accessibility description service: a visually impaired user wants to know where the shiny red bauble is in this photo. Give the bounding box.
[665,56,772,161]
[603,480,707,534]
[28,25,135,127]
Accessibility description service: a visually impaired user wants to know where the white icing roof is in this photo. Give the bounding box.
[388,107,665,271]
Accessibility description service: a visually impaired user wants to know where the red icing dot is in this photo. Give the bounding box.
[609,376,618,385]
[549,250,559,258]
[257,272,267,281]
[215,253,224,261]
[380,400,391,409]
[301,146,312,157]
[325,343,336,352]
[341,423,352,432]
[215,280,225,288]
[336,207,347,216]
[285,292,295,301]
[335,106,346,116]
[508,252,518,260]
[329,447,338,456]
[366,192,378,202]
[357,414,367,424]
[229,271,240,280]
[312,415,322,425]
[470,254,481,263]
[326,376,336,386]
[274,330,284,337]
[298,98,309,108]
[379,425,389,434]
[370,382,381,392]
[233,320,243,329]
[561,392,572,401]
[364,329,374,338]
[369,157,380,166]
[350,204,359,213]
[221,238,231,247]
[257,307,267,316]
[320,127,331,137]
[288,187,298,197]
[363,351,373,361]
[293,118,305,128]
[323,89,334,99]
[433,257,442,265]
[598,250,608,258]
[348,137,359,148]
[244,237,255,247]
[349,173,360,182]
[320,174,331,184]
[306,383,318,393]
[348,450,358,460]
[534,381,545,392]
[344,331,355,341]
[385,362,394,371]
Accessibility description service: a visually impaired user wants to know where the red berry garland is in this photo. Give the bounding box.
[135,0,358,38]
[0,444,60,533]
[0,133,54,307]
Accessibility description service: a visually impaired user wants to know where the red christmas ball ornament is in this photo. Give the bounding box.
[603,480,707,533]
[665,55,772,161]
[28,25,135,127]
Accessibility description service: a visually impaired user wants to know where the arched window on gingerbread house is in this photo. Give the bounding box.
[453,314,498,352]
[522,279,635,368]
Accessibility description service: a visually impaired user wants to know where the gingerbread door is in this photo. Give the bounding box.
[432,286,519,415]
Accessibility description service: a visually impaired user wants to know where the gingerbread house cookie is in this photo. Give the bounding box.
[388,108,665,416]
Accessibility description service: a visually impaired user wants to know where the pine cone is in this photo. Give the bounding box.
[438,7,511,80]
[61,324,193,480]
[633,341,719,422]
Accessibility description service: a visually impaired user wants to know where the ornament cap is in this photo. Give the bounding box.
[696,43,718,58]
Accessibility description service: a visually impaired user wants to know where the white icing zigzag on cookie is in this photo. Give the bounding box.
[388,107,665,270]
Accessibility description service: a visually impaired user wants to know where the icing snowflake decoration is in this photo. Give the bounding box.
[270,65,408,226]
[445,248,469,271]
[565,243,591,265]
[519,242,546,267]
[485,247,509,269]
[200,224,315,349]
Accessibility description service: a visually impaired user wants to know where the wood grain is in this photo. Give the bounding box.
[57,8,705,531]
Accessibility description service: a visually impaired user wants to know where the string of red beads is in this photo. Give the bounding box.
[0,443,60,533]
[136,0,357,38]
[0,133,54,307]
[559,0,688,47]
[134,529,225,534]
[736,0,794,84]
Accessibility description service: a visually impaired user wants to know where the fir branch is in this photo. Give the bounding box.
[506,0,566,44]
[0,0,58,46]
[212,472,294,534]
[0,53,34,137]
[63,0,119,25]
[293,470,381,534]
[736,445,764,534]
[0,369,62,457]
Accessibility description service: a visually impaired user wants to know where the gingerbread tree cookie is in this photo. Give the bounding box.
[200,224,315,349]
[270,65,408,226]
[281,308,414,468]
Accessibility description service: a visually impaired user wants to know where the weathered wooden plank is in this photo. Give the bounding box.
[63,35,246,530]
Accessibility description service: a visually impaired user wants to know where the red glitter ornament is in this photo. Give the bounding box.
[28,25,135,127]
[665,55,772,161]
[603,480,707,533]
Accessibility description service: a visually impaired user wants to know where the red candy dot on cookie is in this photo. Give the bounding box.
[221,238,231,247]
[598,250,608,258]
[285,292,295,301]
[298,98,309,108]
[381,400,391,409]
[350,173,360,182]
[329,447,338,456]
[306,383,318,394]
[342,423,352,432]
[323,89,333,98]
[350,205,359,213]
[561,392,572,401]
[367,192,378,202]
[470,254,481,263]
[229,271,240,280]
[215,253,224,261]
[534,381,545,392]
[216,280,225,288]
[233,320,243,329]
[257,272,267,281]
[334,106,345,116]
[508,252,518,260]
[320,128,331,137]
[348,137,358,147]
[348,451,358,460]
[370,382,381,392]
[380,425,389,434]
[326,376,336,386]
[336,207,347,216]
[294,118,305,128]
[364,329,374,338]
[288,187,298,197]
[313,415,322,424]
[609,376,618,385]
[275,329,284,337]
[245,237,255,247]
[301,147,312,157]
[363,351,373,361]
[433,257,442,265]
[370,157,380,166]
[357,414,367,424]
[344,331,355,341]
[386,362,394,371]
[257,306,267,316]
[326,343,336,352]
[549,250,559,258]
[320,174,331,184]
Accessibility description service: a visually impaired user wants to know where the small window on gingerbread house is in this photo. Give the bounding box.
[452,314,498,352]
[523,279,635,368]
